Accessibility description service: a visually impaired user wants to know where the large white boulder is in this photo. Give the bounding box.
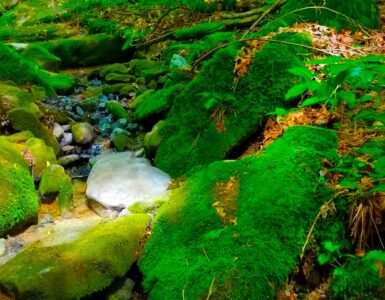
[86,152,170,209]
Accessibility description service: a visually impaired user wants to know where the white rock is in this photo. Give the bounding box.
[53,122,64,139]
[0,239,6,256]
[60,133,73,148]
[86,152,170,209]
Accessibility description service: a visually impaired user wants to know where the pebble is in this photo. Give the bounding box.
[57,154,80,166]
[53,122,65,139]
[60,133,73,147]
[61,145,76,153]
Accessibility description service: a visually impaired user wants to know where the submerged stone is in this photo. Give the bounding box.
[86,151,170,210]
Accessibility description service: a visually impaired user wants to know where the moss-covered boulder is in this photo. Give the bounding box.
[99,63,129,78]
[0,214,151,299]
[0,137,39,237]
[37,34,131,68]
[129,59,168,83]
[22,44,62,72]
[105,73,135,83]
[0,83,42,119]
[111,128,131,152]
[39,164,73,210]
[140,126,338,299]
[155,33,311,177]
[106,100,129,120]
[144,121,164,156]
[25,137,57,178]
[8,108,60,154]
[71,122,94,145]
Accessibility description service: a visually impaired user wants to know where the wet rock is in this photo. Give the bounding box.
[25,137,57,178]
[89,78,103,87]
[52,122,64,139]
[0,214,151,299]
[57,154,80,166]
[60,145,75,153]
[86,151,170,209]
[60,132,73,147]
[71,122,94,145]
[107,278,135,300]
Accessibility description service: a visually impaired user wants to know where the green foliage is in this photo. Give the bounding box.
[156,33,311,178]
[141,126,338,299]
[332,251,385,299]
[0,214,151,299]
[278,0,379,30]
[137,0,235,12]
[0,137,38,237]
[285,55,385,109]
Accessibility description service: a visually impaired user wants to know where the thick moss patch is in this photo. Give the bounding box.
[0,214,151,300]
[155,33,311,177]
[141,126,338,299]
[0,137,38,237]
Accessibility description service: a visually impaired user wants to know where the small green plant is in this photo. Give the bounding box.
[285,55,385,109]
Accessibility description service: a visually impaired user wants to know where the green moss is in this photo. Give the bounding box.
[141,126,338,299]
[0,137,38,237]
[276,0,379,31]
[99,63,129,78]
[129,59,168,80]
[111,128,131,152]
[164,31,236,63]
[8,108,60,154]
[332,251,385,299]
[25,137,57,178]
[106,100,130,120]
[174,22,226,40]
[4,131,34,143]
[22,44,62,72]
[37,34,130,68]
[39,164,73,210]
[135,84,183,120]
[0,214,151,299]
[105,73,135,83]
[155,33,311,178]
[144,120,165,156]
[0,83,42,118]
[139,0,235,12]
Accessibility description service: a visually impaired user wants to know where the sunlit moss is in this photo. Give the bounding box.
[141,126,338,299]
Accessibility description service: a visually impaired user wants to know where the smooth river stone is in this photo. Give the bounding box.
[86,151,170,209]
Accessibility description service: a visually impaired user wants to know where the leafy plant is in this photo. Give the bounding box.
[285,55,385,109]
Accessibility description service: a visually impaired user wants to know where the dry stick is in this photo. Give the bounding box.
[300,190,346,260]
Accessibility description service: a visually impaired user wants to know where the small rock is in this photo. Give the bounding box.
[62,124,71,132]
[60,133,73,147]
[53,122,64,139]
[61,145,75,153]
[89,78,102,87]
[57,154,80,166]
[71,122,94,145]
[0,239,7,256]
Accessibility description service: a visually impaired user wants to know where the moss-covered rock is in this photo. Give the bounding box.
[129,59,168,83]
[111,128,131,152]
[4,131,34,143]
[39,164,73,210]
[8,108,59,154]
[144,120,164,156]
[174,22,226,40]
[155,33,311,177]
[37,34,131,68]
[105,73,135,83]
[0,214,151,299]
[22,44,62,72]
[25,137,57,178]
[0,83,42,119]
[135,84,183,120]
[0,137,38,237]
[106,100,129,120]
[140,126,338,299]
[99,63,129,78]
[71,122,94,145]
